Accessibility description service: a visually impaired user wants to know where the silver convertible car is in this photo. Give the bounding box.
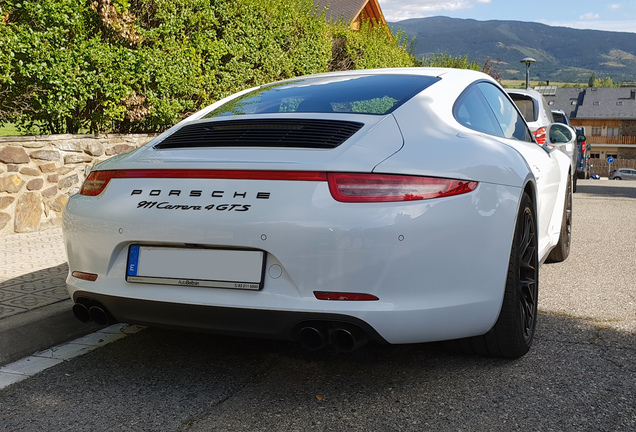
[64,68,576,358]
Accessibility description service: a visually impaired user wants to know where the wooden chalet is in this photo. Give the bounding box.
[314,0,388,30]
[539,86,636,174]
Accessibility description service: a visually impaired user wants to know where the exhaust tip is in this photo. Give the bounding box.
[88,305,110,326]
[72,303,91,323]
[330,326,368,353]
[299,326,328,350]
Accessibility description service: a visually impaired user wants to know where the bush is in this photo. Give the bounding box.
[421,53,481,70]
[329,21,418,71]
[0,0,418,134]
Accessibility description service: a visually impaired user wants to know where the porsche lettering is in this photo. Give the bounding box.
[130,189,270,199]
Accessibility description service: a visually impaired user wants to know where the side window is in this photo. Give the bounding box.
[453,85,502,137]
[478,83,533,142]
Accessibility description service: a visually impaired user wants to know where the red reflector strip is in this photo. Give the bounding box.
[328,173,478,202]
[314,292,379,301]
[72,271,98,281]
[80,170,328,196]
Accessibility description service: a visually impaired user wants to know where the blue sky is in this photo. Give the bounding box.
[378,0,636,33]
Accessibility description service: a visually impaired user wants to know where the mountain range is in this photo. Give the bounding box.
[388,16,636,83]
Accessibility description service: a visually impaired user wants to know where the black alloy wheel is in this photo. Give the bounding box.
[516,198,539,346]
[458,192,538,358]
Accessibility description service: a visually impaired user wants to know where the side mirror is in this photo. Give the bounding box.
[542,123,574,152]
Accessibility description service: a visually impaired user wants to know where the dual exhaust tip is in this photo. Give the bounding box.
[299,323,368,352]
[72,301,112,326]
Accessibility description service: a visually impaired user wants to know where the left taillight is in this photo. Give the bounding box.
[533,126,547,145]
[80,171,123,196]
[327,173,477,203]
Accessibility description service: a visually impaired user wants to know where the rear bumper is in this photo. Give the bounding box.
[72,291,387,343]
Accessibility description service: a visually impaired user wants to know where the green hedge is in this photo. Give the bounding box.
[0,0,417,134]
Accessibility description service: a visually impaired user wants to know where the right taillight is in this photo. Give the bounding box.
[327,173,477,203]
[533,126,547,145]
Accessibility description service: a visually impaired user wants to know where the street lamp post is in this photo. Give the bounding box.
[520,57,536,89]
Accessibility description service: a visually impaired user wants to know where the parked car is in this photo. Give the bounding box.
[506,88,554,144]
[550,109,588,191]
[551,109,591,181]
[609,168,636,180]
[573,126,591,180]
[551,109,569,126]
[64,68,574,359]
[507,89,578,191]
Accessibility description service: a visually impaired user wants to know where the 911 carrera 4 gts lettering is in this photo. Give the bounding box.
[136,201,251,212]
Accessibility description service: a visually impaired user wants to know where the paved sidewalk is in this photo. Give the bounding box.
[0,228,68,318]
[0,228,101,365]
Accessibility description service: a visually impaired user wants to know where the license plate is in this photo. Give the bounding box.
[126,245,265,290]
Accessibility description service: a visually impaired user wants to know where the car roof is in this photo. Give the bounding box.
[267,67,492,83]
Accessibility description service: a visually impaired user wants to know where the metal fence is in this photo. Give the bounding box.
[588,159,636,177]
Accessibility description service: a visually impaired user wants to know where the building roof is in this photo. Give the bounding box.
[539,87,636,120]
[314,0,387,28]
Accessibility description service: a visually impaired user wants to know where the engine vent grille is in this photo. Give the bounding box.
[155,119,364,149]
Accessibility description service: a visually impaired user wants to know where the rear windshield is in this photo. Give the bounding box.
[508,95,537,122]
[204,74,440,118]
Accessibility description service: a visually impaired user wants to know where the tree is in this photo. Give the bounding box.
[588,74,617,88]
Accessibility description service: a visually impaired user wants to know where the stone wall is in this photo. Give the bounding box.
[0,134,157,235]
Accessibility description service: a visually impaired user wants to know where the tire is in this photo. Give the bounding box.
[614,177,622,180]
[547,175,572,263]
[457,192,538,359]
[572,175,577,193]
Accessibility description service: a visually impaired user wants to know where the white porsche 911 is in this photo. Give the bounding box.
[64,68,577,358]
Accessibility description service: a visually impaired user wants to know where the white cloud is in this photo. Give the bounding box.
[609,4,621,10]
[378,0,473,22]
[580,12,601,20]
[541,19,636,33]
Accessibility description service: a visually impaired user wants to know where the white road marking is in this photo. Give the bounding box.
[0,324,145,390]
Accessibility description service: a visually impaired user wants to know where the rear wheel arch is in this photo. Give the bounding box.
[456,189,538,358]
[546,173,572,263]
[523,181,537,219]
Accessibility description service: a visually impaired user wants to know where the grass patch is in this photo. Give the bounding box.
[0,123,22,137]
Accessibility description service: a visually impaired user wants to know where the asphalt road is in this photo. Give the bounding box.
[0,179,634,431]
